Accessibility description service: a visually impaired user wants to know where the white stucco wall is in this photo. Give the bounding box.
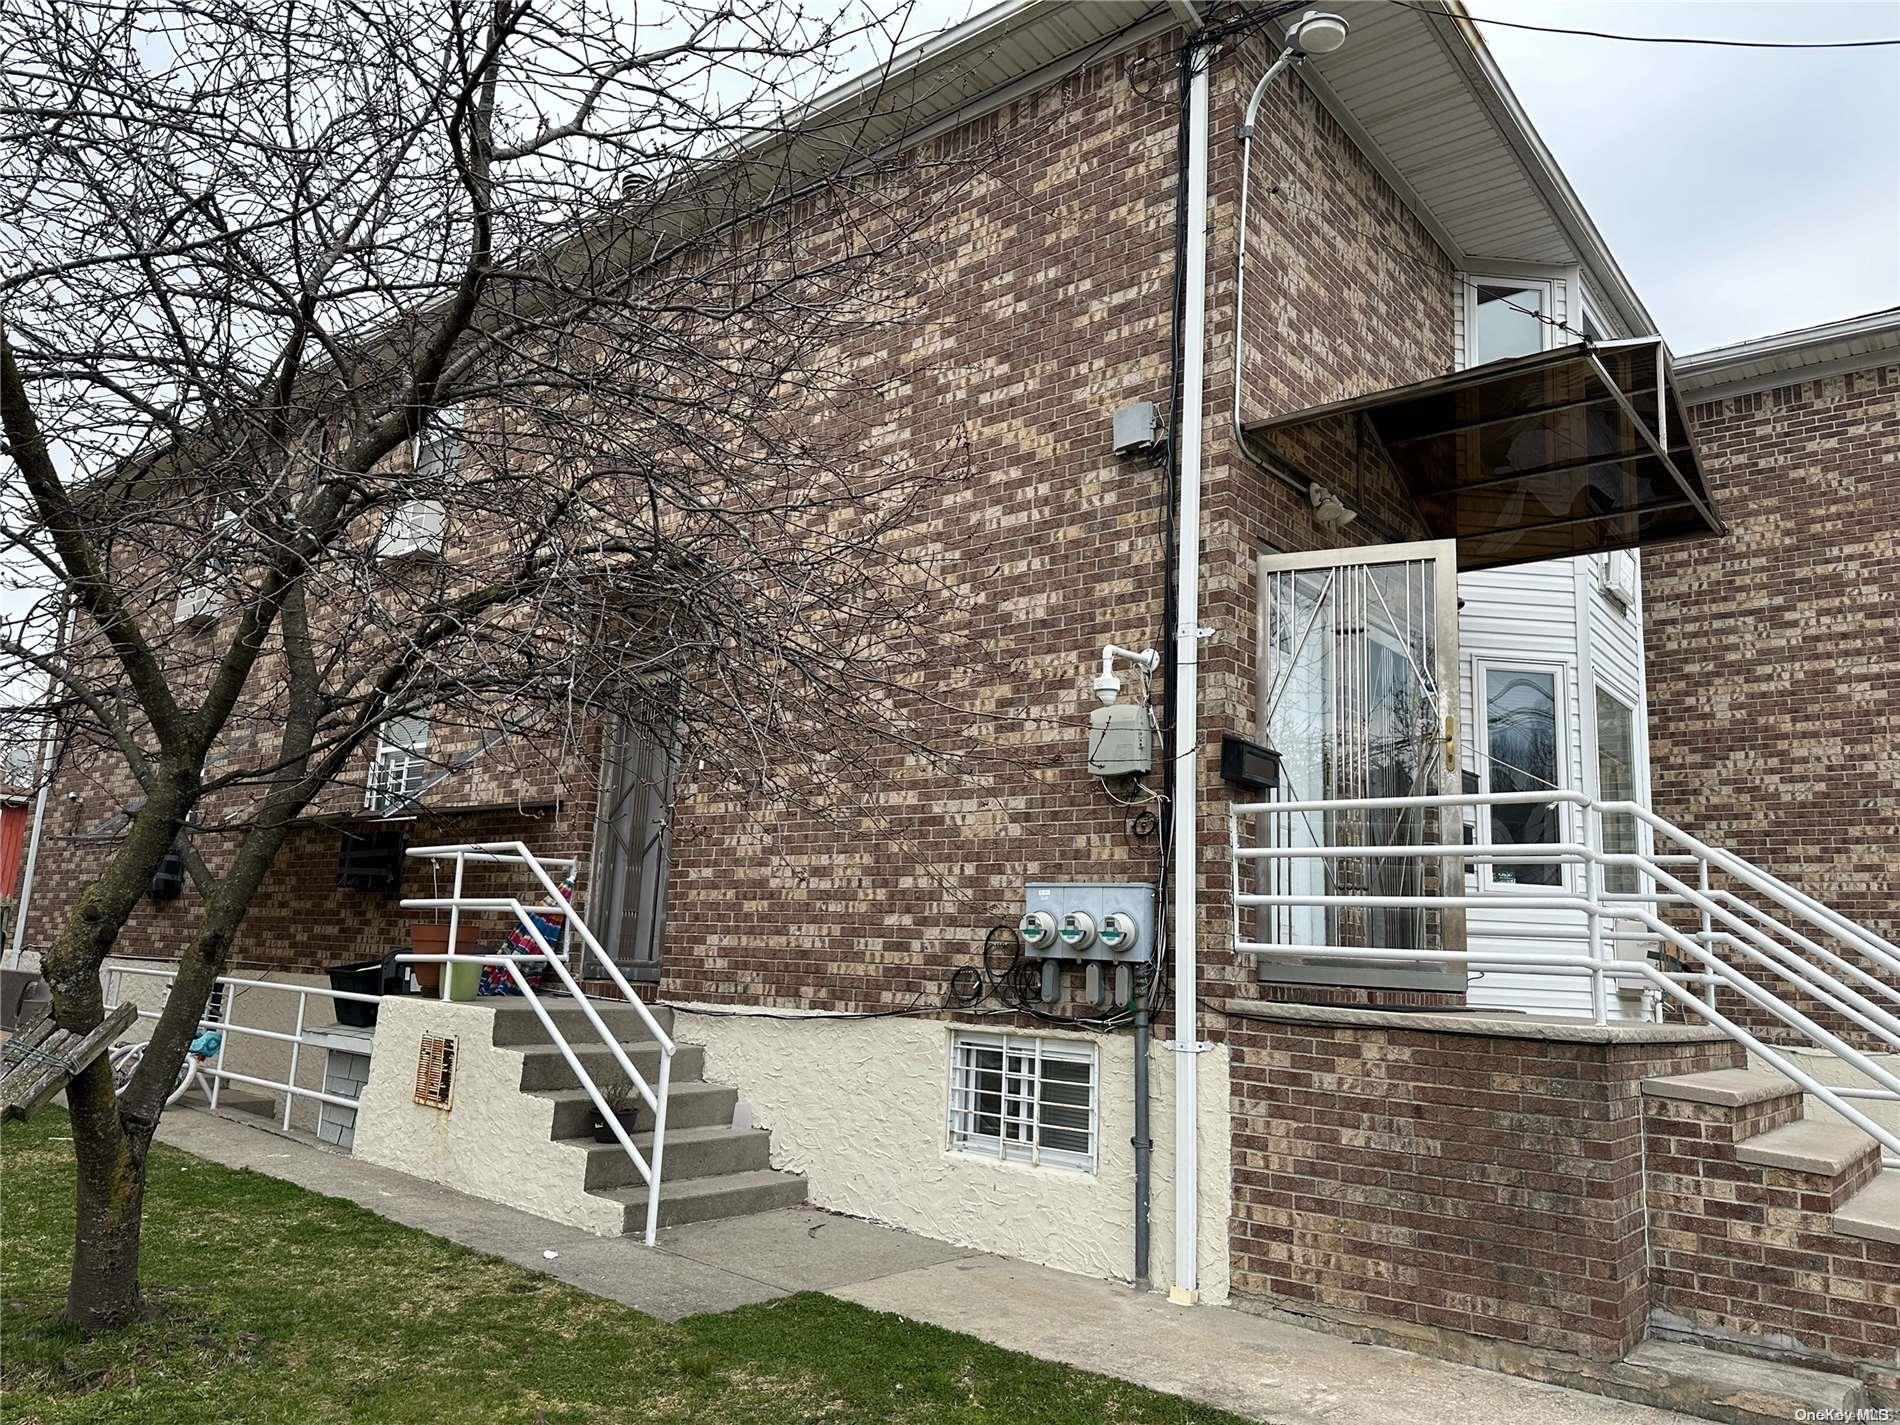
[672,1006,1233,1303]
[352,996,622,1233]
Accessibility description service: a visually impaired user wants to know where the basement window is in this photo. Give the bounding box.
[948,1033,1096,1172]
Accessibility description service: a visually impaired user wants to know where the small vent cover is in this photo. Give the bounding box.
[413,1034,457,1109]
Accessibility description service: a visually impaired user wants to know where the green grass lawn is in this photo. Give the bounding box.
[1,1111,1244,1424]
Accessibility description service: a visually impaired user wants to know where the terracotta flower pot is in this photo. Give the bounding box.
[406,921,484,993]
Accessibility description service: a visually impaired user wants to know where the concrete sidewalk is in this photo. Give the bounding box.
[157,1108,1697,1425]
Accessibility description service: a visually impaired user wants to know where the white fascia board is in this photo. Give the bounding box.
[1677,307,1900,388]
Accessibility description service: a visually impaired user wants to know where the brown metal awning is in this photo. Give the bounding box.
[1242,338,1724,571]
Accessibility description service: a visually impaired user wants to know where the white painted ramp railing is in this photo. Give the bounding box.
[398,842,676,1244]
[1229,790,1900,1167]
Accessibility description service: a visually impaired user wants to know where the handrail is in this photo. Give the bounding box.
[1229,789,1900,1167]
[105,964,381,1124]
[396,952,672,1237]
[398,842,673,1245]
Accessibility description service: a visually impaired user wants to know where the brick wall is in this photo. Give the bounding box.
[1643,1087,1900,1380]
[26,36,1459,1008]
[1226,1008,1740,1358]
[1646,363,1900,1050]
[662,40,1455,1021]
[30,798,594,976]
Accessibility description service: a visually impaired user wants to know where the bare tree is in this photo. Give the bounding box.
[0,0,983,1325]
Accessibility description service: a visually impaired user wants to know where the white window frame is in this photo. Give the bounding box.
[1590,676,1651,898]
[1575,285,1615,345]
[1475,659,1571,893]
[946,1031,1097,1173]
[383,409,460,558]
[1463,272,1557,367]
[174,505,241,626]
[366,715,430,815]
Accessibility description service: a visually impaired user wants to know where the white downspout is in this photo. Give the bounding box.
[1168,34,1211,1308]
[8,742,53,968]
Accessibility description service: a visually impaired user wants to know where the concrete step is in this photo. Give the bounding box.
[595,1167,808,1231]
[1832,1168,1900,1246]
[1622,1338,1865,1425]
[575,1123,772,1190]
[488,997,673,1046]
[535,1080,737,1138]
[1641,1068,1801,1109]
[1735,1118,1879,1177]
[514,1042,704,1093]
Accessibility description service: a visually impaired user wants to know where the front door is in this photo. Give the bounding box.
[1253,540,1465,990]
[590,719,672,982]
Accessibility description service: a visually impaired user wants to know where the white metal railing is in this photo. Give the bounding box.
[104,964,378,1126]
[1230,789,1900,1167]
[397,842,675,1246]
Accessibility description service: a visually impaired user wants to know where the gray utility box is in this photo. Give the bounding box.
[1021,882,1156,965]
[1087,704,1152,777]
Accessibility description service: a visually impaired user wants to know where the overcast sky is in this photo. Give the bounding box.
[1471,1,1900,352]
[896,0,1900,352]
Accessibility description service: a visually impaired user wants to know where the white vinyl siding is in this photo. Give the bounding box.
[1459,551,1650,1020]
[947,1033,1096,1172]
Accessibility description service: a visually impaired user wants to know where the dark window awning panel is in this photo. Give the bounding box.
[1242,338,1724,571]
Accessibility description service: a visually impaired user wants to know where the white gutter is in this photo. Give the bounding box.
[1168,33,1211,1309]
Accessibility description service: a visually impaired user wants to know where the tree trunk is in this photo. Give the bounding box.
[62,1052,153,1327]
[39,789,191,1328]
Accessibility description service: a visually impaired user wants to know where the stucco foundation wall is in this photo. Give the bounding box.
[674,1006,1231,1301]
[353,996,619,1234]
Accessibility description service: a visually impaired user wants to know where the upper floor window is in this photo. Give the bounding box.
[383,409,460,558]
[1470,280,1551,364]
[367,715,430,814]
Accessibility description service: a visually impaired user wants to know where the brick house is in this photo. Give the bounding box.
[13,3,1897,1415]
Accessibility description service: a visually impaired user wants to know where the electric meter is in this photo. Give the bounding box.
[1019,911,1057,951]
[1098,913,1138,954]
[1057,911,1097,951]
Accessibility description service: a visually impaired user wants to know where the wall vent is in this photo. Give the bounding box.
[413,1034,457,1109]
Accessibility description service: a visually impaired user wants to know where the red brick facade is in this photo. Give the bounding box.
[1225,1007,1740,1358]
[30,36,1456,1013]
[1647,361,1900,1050]
[662,34,1452,1022]
[1644,1085,1900,1385]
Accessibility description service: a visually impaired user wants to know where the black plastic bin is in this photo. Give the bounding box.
[326,954,406,1028]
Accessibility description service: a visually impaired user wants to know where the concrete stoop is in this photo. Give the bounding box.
[495,999,809,1233]
[1638,1067,1900,1415]
[1617,1339,1867,1425]
[351,994,806,1236]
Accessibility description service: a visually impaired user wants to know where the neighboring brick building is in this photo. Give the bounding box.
[17,4,1898,1412]
[1650,311,1900,1055]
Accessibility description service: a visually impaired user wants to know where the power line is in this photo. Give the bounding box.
[1394,1,1900,50]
